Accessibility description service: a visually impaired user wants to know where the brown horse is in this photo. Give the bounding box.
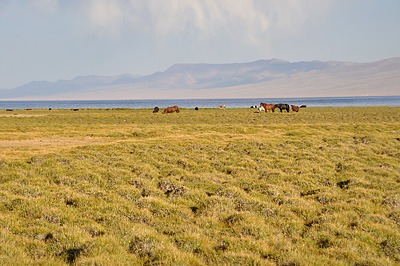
[163,106,180,114]
[219,105,226,109]
[291,105,300,112]
[260,103,275,112]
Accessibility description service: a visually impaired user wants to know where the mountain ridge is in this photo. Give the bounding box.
[1,58,399,100]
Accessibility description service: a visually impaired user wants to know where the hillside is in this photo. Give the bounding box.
[1,58,399,100]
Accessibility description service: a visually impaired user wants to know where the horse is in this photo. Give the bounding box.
[219,105,226,109]
[275,103,290,112]
[163,106,180,114]
[291,105,300,112]
[258,106,266,112]
[260,103,275,112]
[153,106,160,113]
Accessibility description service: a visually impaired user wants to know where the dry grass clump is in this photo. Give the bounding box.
[0,107,399,265]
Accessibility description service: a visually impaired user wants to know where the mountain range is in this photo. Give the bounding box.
[1,58,399,100]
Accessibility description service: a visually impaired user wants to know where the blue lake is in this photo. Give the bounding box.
[1,96,400,109]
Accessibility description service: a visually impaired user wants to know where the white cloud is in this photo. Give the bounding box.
[86,0,124,36]
[83,0,271,44]
[9,0,335,51]
[82,0,336,46]
[263,0,335,35]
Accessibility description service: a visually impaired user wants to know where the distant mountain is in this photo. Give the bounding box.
[0,74,139,99]
[1,58,399,100]
[137,59,340,89]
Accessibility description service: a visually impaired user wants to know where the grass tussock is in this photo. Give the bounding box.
[0,107,399,265]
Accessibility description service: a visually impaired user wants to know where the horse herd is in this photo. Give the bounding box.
[153,103,305,114]
[258,103,304,112]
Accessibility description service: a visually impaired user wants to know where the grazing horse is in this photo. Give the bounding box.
[258,106,265,112]
[300,105,307,108]
[275,103,290,112]
[260,103,275,112]
[153,106,160,113]
[291,105,300,112]
[163,106,180,114]
[219,105,226,109]
[195,107,199,110]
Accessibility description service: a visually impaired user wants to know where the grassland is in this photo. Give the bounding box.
[0,107,399,265]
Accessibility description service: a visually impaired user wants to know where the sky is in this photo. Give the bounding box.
[0,0,399,90]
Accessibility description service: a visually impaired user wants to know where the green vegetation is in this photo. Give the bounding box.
[0,107,400,265]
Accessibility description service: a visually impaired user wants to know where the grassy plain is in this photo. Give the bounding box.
[0,106,399,265]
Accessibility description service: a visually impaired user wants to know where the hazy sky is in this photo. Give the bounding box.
[1,0,399,89]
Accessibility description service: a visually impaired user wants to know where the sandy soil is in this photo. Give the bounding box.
[0,137,103,147]
[0,114,49,117]
[0,137,110,160]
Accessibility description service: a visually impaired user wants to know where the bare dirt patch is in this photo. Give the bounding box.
[0,114,49,117]
[0,137,110,160]
[0,137,102,147]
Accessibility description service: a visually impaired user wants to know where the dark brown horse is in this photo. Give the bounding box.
[163,106,180,114]
[260,103,275,112]
[275,103,290,112]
